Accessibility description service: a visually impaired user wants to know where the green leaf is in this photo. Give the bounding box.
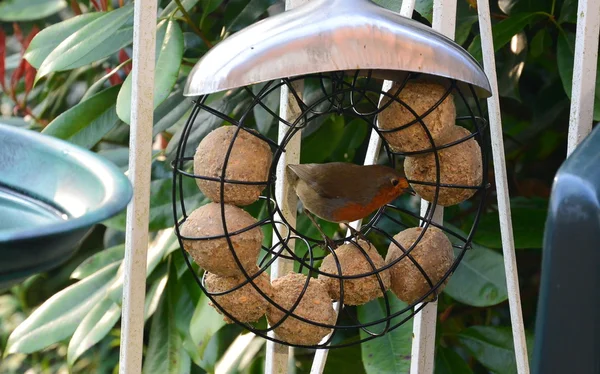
[458,326,525,374]
[0,0,67,21]
[300,115,345,164]
[415,0,433,22]
[200,0,225,25]
[71,245,125,280]
[104,177,206,231]
[372,0,401,12]
[165,89,248,162]
[160,0,201,17]
[468,13,540,61]
[471,198,548,249]
[106,229,179,303]
[558,0,577,24]
[189,294,226,360]
[67,298,121,366]
[556,30,600,121]
[252,82,280,135]
[455,0,478,46]
[6,263,119,354]
[324,339,366,374]
[82,59,132,101]
[24,13,103,69]
[117,19,184,124]
[201,0,224,14]
[496,32,527,102]
[42,86,121,149]
[358,294,413,374]
[435,347,473,374]
[98,148,130,171]
[145,268,169,321]
[557,31,575,98]
[143,267,191,374]
[37,4,134,80]
[330,118,370,162]
[530,28,547,58]
[153,87,193,136]
[225,0,277,32]
[444,244,508,307]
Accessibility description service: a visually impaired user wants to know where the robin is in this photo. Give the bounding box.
[287,162,410,246]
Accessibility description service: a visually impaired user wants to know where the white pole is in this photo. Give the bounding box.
[476,0,530,373]
[409,2,456,373]
[265,3,310,372]
[566,0,600,156]
[310,3,417,373]
[265,80,304,374]
[119,0,157,372]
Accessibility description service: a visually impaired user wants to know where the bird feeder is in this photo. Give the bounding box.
[172,0,491,348]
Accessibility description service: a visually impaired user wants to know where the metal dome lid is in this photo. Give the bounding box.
[184,0,492,97]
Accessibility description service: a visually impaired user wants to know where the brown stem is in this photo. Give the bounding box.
[439,304,455,323]
[172,0,213,48]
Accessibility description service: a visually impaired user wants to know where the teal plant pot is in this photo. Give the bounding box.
[0,123,132,290]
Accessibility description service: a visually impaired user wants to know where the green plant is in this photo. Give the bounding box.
[0,0,583,372]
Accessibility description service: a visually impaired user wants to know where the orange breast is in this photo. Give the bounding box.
[331,193,392,223]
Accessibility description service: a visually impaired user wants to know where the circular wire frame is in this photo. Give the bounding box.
[172,70,490,349]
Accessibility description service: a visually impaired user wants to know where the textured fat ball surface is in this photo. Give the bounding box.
[385,226,454,304]
[194,126,272,206]
[180,203,262,277]
[318,240,390,305]
[404,125,482,206]
[205,270,273,323]
[378,81,455,153]
[266,272,336,346]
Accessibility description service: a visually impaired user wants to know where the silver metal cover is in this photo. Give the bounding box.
[184,0,492,97]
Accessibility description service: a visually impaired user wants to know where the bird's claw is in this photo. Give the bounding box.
[346,224,367,242]
[323,236,338,250]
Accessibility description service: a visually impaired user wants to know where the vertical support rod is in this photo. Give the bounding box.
[119,0,157,372]
[410,2,456,373]
[310,5,416,374]
[476,0,530,373]
[265,65,305,374]
[265,3,311,372]
[567,0,600,156]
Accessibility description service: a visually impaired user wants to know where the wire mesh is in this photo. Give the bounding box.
[172,70,489,348]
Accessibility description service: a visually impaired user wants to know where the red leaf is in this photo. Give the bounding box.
[24,61,35,94]
[13,23,23,45]
[0,29,6,92]
[11,59,25,92]
[118,49,132,75]
[106,67,123,85]
[23,26,39,52]
[100,0,108,11]
[90,0,101,11]
[70,0,83,15]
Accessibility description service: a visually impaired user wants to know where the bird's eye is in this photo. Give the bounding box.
[391,178,399,186]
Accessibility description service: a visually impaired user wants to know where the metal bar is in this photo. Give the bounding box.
[410,205,443,374]
[265,81,304,374]
[265,0,307,367]
[119,0,157,372]
[310,4,417,373]
[476,0,530,373]
[567,0,600,156]
[409,2,456,373]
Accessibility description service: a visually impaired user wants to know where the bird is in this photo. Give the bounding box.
[287,162,410,247]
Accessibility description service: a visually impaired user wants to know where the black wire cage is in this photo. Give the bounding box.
[171,0,492,350]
